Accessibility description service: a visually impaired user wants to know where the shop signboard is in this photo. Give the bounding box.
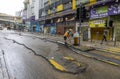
[90,6,108,19]
[81,22,89,27]
[89,18,106,28]
[108,3,120,15]
[90,3,120,19]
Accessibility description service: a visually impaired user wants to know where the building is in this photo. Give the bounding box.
[89,0,120,42]
[0,13,15,28]
[23,0,36,32]
[24,0,120,42]
[23,0,31,30]
[23,0,45,32]
[39,0,96,36]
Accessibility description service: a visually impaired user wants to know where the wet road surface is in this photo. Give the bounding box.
[0,30,120,79]
[0,31,77,79]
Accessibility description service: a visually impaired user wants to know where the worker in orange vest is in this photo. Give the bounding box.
[63,29,73,45]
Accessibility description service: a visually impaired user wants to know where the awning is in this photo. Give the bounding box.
[45,9,75,20]
[55,9,75,17]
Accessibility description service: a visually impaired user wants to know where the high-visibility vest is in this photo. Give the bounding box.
[64,31,69,37]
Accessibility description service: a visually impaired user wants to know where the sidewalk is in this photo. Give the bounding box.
[40,34,120,53]
[27,32,120,54]
[5,30,120,51]
[10,31,120,66]
[33,33,120,66]
[13,31,120,54]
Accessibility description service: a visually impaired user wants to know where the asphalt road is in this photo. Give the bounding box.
[0,30,79,79]
[0,30,120,79]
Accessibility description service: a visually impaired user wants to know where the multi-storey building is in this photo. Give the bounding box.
[89,0,120,42]
[23,0,47,32]
[37,0,48,32]
[24,0,120,42]
[23,0,31,29]
[38,0,96,36]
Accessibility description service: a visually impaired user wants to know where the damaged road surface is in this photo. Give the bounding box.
[4,37,87,74]
[0,31,86,79]
[0,30,120,79]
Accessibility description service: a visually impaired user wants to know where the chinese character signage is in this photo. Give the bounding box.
[90,6,108,19]
[90,3,120,19]
[89,18,106,28]
[108,3,120,15]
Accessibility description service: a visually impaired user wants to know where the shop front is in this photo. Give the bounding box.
[56,22,65,35]
[90,2,120,41]
[110,15,120,41]
[56,21,75,35]
[53,9,75,35]
[50,23,56,35]
[44,24,50,34]
[63,14,76,33]
[108,2,120,42]
[44,19,51,34]
[53,17,64,35]
[40,20,45,33]
[90,18,113,41]
[30,16,35,32]
[81,22,89,41]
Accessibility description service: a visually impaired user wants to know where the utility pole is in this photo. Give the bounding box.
[78,4,86,46]
[78,4,82,46]
[114,16,117,46]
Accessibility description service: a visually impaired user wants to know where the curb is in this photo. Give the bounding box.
[18,33,120,67]
[56,41,120,67]
[56,41,95,52]
[10,33,120,67]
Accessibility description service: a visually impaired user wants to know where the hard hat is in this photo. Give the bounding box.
[69,29,72,31]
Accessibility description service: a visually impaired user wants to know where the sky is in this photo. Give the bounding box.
[0,0,24,16]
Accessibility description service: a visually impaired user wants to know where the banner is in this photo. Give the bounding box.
[90,3,120,19]
[89,18,106,28]
[90,6,108,19]
[108,3,120,15]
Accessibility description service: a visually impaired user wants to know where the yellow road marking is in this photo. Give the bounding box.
[107,47,120,53]
[64,57,75,61]
[108,54,120,60]
[82,54,92,58]
[98,48,120,54]
[49,59,67,71]
[95,50,120,60]
[102,60,119,66]
[73,61,81,66]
